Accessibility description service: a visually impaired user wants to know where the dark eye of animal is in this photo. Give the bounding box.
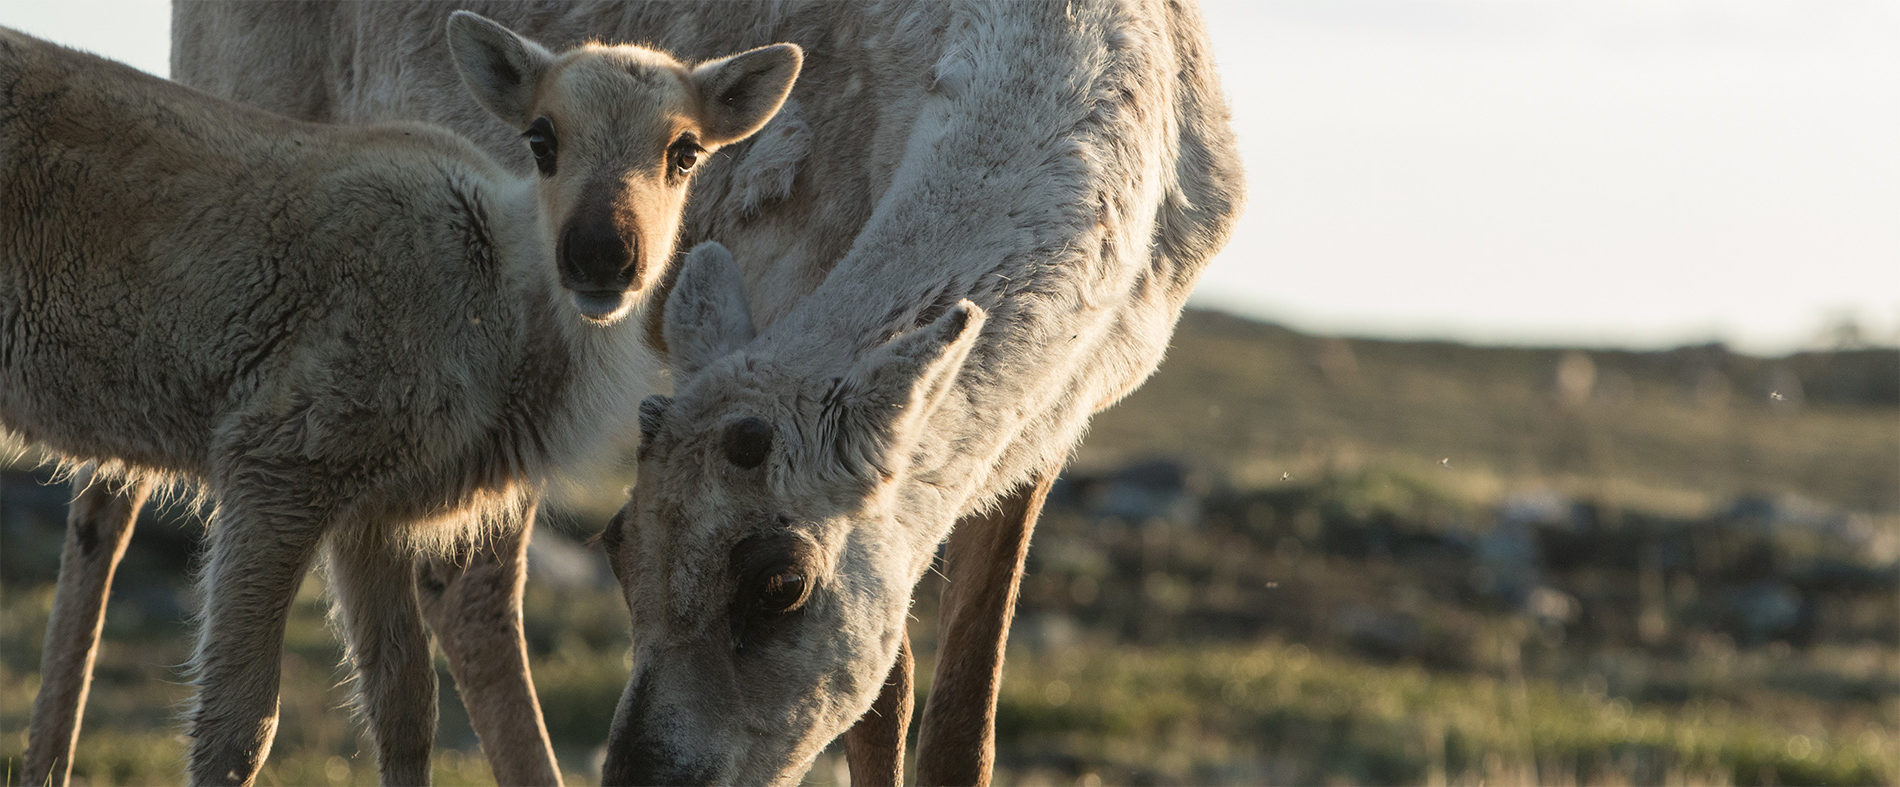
[523,117,558,176]
[669,140,702,176]
[727,529,819,650]
[757,569,807,613]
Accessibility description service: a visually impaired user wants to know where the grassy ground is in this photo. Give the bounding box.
[5,582,1892,785]
[3,309,1895,785]
[989,642,1896,786]
[7,580,1891,786]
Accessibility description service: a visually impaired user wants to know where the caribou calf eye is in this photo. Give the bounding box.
[669,142,702,176]
[523,117,558,176]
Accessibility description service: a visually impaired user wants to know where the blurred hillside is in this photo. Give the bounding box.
[1080,310,1898,513]
[3,308,1896,784]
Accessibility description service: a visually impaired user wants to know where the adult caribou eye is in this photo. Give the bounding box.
[758,568,808,613]
[523,117,558,176]
[728,531,818,650]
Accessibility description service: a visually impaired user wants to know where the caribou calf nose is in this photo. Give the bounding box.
[557,217,641,320]
[557,220,639,294]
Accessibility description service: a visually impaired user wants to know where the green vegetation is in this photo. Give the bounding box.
[991,641,1895,786]
[3,309,1895,785]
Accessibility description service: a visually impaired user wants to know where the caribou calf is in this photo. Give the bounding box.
[1,15,797,786]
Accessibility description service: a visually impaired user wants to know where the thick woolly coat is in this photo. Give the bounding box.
[1,27,657,534]
[172,1,1244,780]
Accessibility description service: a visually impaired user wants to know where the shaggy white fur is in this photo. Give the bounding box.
[170,1,1244,783]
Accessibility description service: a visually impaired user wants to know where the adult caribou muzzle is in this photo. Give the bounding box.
[600,676,719,786]
[556,181,642,321]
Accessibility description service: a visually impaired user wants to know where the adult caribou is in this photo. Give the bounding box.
[170,1,1243,784]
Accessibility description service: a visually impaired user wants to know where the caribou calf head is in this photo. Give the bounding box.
[447,12,801,322]
[596,244,986,784]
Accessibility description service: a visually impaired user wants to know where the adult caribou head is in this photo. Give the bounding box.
[446,12,800,321]
[597,244,984,784]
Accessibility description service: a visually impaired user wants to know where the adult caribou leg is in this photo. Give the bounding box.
[23,469,152,787]
[916,471,1058,786]
[417,504,563,787]
[843,631,915,786]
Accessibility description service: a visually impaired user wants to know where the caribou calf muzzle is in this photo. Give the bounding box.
[556,194,640,318]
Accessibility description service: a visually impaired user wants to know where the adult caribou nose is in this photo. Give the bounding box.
[556,208,640,320]
[600,748,715,787]
[600,677,718,785]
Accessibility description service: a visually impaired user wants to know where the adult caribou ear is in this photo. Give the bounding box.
[827,301,987,483]
[446,11,555,127]
[664,243,756,379]
[637,395,672,459]
[690,43,803,147]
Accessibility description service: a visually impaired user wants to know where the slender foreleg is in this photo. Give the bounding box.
[185,496,326,786]
[417,504,562,787]
[23,470,152,787]
[915,471,1057,787]
[327,530,437,786]
[844,630,915,787]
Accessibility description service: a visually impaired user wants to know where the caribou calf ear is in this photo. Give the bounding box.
[690,43,803,147]
[664,243,756,378]
[446,11,555,127]
[830,301,987,482]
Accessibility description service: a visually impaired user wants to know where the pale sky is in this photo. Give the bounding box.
[5,1,1896,354]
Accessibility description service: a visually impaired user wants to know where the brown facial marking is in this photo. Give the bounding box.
[726,526,819,650]
[555,176,640,295]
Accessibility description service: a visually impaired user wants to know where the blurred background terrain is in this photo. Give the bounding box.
[5,309,1895,785]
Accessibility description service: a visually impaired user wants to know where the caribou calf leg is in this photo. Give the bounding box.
[916,471,1057,787]
[417,506,563,787]
[23,470,152,787]
[328,530,438,785]
[184,497,327,786]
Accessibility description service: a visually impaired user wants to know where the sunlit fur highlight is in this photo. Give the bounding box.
[169,1,1242,783]
[4,16,796,786]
